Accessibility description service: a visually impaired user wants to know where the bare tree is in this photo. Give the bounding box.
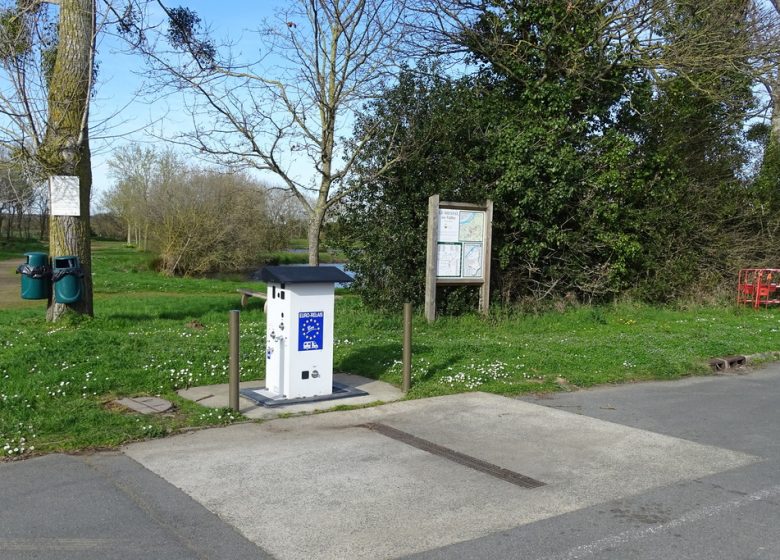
[40,0,95,320]
[0,2,52,168]
[118,0,407,264]
[0,0,96,320]
[105,143,156,248]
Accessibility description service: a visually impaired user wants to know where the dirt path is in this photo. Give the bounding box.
[0,257,38,309]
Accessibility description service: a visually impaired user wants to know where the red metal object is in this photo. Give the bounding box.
[737,268,780,308]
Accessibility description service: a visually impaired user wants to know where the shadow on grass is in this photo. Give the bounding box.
[105,299,249,323]
[158,303,241,320]
[337,343,464,383]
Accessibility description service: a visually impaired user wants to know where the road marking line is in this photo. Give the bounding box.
[540,484,780,560]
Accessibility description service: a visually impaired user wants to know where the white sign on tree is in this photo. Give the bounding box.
[49,176,80,217]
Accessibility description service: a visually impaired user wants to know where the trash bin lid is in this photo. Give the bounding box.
[53,256,80,268]
[260,265,353,284]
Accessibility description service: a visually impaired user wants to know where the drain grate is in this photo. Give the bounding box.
[362,423,545,489]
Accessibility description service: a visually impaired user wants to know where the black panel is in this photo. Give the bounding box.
[260,265,354,284]
[239,382,368,407]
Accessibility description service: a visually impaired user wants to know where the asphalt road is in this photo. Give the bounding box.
[0,453,269,559]
[2,365,779,560]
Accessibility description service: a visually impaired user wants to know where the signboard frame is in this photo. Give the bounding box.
[424,195,493,322]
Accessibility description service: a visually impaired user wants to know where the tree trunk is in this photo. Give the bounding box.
[307,207,326,266]
[41,0,95,321]
[17,206,23,239]
[772,85,780,145]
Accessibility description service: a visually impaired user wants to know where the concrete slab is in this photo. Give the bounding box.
[124,392,758,560]
[115,397,173,414]
[177,373,403,419]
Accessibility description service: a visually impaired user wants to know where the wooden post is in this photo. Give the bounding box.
[424,195,439,323]
[479,199,493,316]
[402,302,412,393]
[229,310,240,412]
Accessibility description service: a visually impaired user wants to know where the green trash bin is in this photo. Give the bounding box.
[52,256,84,304]
[16,252,51,300]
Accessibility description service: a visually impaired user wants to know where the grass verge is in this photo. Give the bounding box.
[2,242,780,459]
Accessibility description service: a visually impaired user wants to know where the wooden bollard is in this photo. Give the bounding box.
[403,302,412,393]
[229,309,240,411]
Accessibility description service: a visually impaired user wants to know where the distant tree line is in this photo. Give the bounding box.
[0,158,47,241]
[101,145,306,276]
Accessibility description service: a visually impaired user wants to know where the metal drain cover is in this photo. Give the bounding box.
[363,423,545,489]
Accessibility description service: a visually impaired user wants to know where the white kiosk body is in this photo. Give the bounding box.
[261,266,353,399]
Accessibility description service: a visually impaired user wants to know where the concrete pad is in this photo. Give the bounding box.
[177,373,403,419]
[115,397,173,414]
[124,392,757,560]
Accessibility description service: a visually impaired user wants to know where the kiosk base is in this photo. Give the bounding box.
[240,382,368,408]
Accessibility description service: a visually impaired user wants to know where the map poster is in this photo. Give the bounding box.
[462,243,483,278]
[436,242,462,277]
[49,176,81,216]
[438,209,460,242]
[458,211,484,242]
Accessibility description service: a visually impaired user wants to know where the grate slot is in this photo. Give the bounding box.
[363,423,545,489]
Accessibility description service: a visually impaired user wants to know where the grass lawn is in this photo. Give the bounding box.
[0,238,47,261]
[3,242,780,459]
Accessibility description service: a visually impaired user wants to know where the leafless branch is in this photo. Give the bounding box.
[117,0,408,263]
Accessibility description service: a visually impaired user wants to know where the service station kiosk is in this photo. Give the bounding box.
[240,265,366,407]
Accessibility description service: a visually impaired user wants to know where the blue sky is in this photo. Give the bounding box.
[90,1,288,208]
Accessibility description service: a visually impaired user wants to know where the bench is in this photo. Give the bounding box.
[237,288,267,309]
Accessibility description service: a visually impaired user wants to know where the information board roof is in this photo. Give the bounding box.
[260,265,354,284]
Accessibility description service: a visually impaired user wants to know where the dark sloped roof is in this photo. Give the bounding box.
[260,265,354,284]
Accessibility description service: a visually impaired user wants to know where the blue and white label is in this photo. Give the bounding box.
[298,311,324,351]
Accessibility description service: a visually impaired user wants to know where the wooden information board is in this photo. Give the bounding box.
[424,195,493,322]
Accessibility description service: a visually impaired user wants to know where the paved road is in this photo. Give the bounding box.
[0,453,269,559]
[2,366,779,559]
